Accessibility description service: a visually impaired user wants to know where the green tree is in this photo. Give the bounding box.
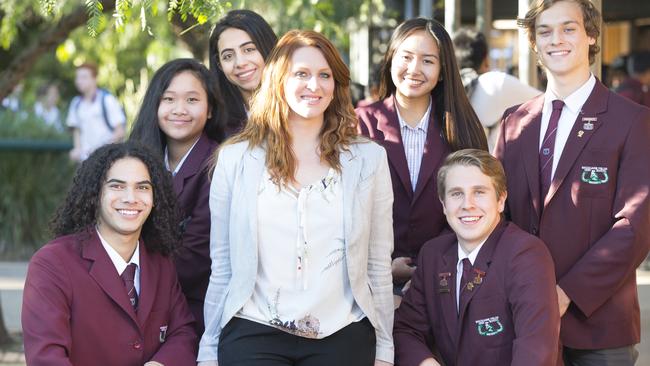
[0,0,227,100]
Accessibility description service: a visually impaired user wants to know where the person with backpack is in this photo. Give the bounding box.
[67,62,126,162]
[452,28,541,152]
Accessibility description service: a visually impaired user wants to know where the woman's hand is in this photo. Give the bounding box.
[392,256,416,284]
[375,360,393,366]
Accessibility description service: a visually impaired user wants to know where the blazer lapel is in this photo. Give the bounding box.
[544,81,609,208]
[377,96,413,197]
[440,243,460,346]
[519,97,544,219]
[172,133,212,195]
[413,109,447,203]
[341,146,362,248]
[136,241,158,327]
[244,145,266,246]
[83,230,138,325]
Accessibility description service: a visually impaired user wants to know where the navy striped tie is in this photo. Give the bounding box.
[121,263,138,310]
[458,258,473,314]
[539,100,565,204]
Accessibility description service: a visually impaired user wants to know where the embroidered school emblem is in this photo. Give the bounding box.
[475,316,504,336]
[581,166,608,184]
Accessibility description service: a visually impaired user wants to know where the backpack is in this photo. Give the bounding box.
[71,88,115,131]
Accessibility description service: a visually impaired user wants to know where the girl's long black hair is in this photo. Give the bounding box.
[208,9,277,134]
[130,58,227,152]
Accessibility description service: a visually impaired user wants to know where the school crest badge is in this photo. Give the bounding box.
[475,316,503,336]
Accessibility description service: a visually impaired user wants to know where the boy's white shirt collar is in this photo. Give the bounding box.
[96,227,140,276]
[543,73,596,115]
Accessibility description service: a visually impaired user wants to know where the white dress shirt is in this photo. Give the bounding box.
[396,99,432,191]
[96,228,141,295]
[164,137,200,176]
[456,241,486,310]
[238,168,364,338]
[539,74,596,178]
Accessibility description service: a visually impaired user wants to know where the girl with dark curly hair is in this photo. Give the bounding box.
[23,142,196,365]
[130,58,226,335]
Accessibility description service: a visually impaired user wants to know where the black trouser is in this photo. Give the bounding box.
[218,317,376,366]
[563,345,639,366]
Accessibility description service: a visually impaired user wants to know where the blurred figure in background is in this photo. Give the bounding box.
[453,28,541,151]
[615,51,650,108]
[67,62,126,162]
[1,82,24,113]
[34,82,63,132]
[607,54,629,89]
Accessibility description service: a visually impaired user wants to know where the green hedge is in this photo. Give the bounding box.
[0,111,75,260]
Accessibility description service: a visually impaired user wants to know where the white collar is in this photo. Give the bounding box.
[96,227,140,275]
[543,74,596,115]
[396,97,432,132]
[164,136,201,176]
[457,239,486,266]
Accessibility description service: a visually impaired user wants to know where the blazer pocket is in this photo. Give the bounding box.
[575,149,616,199]
[466,296,511,349]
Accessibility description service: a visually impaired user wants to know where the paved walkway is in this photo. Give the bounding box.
[2,262,650,365]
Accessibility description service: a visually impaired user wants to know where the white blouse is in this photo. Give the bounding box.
[237,168,364,338]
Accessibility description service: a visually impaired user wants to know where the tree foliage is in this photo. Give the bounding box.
[0,0,388,107]
[0,0,231,100]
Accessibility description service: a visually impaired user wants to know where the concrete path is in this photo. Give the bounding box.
[2,262,650,365]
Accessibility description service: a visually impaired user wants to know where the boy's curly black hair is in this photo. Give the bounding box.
[50,142,181,255]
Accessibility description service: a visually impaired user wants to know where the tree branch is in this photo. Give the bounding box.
[0,1,115,100]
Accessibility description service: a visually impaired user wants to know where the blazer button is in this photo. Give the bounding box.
[133,341,142,350]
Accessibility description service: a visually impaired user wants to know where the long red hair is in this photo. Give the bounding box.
[227,30,358,186]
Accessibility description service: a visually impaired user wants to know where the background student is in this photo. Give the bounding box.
[67,62,126,162]
[452,27,541,151]
[130,58,228,336]
[208,9,278,136]
[356,18,487,295]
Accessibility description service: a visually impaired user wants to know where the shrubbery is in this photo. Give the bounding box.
[0,110,75,259]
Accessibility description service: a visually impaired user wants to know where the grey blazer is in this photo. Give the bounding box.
[197,139,395,363]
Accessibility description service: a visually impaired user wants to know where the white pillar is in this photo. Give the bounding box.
[590,0,602,79]
[419,0,433,18]
[445,0,461,34]
[405,0,414,20]
[476,0,493,41]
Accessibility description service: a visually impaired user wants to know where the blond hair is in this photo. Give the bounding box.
[437,149,507,200]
